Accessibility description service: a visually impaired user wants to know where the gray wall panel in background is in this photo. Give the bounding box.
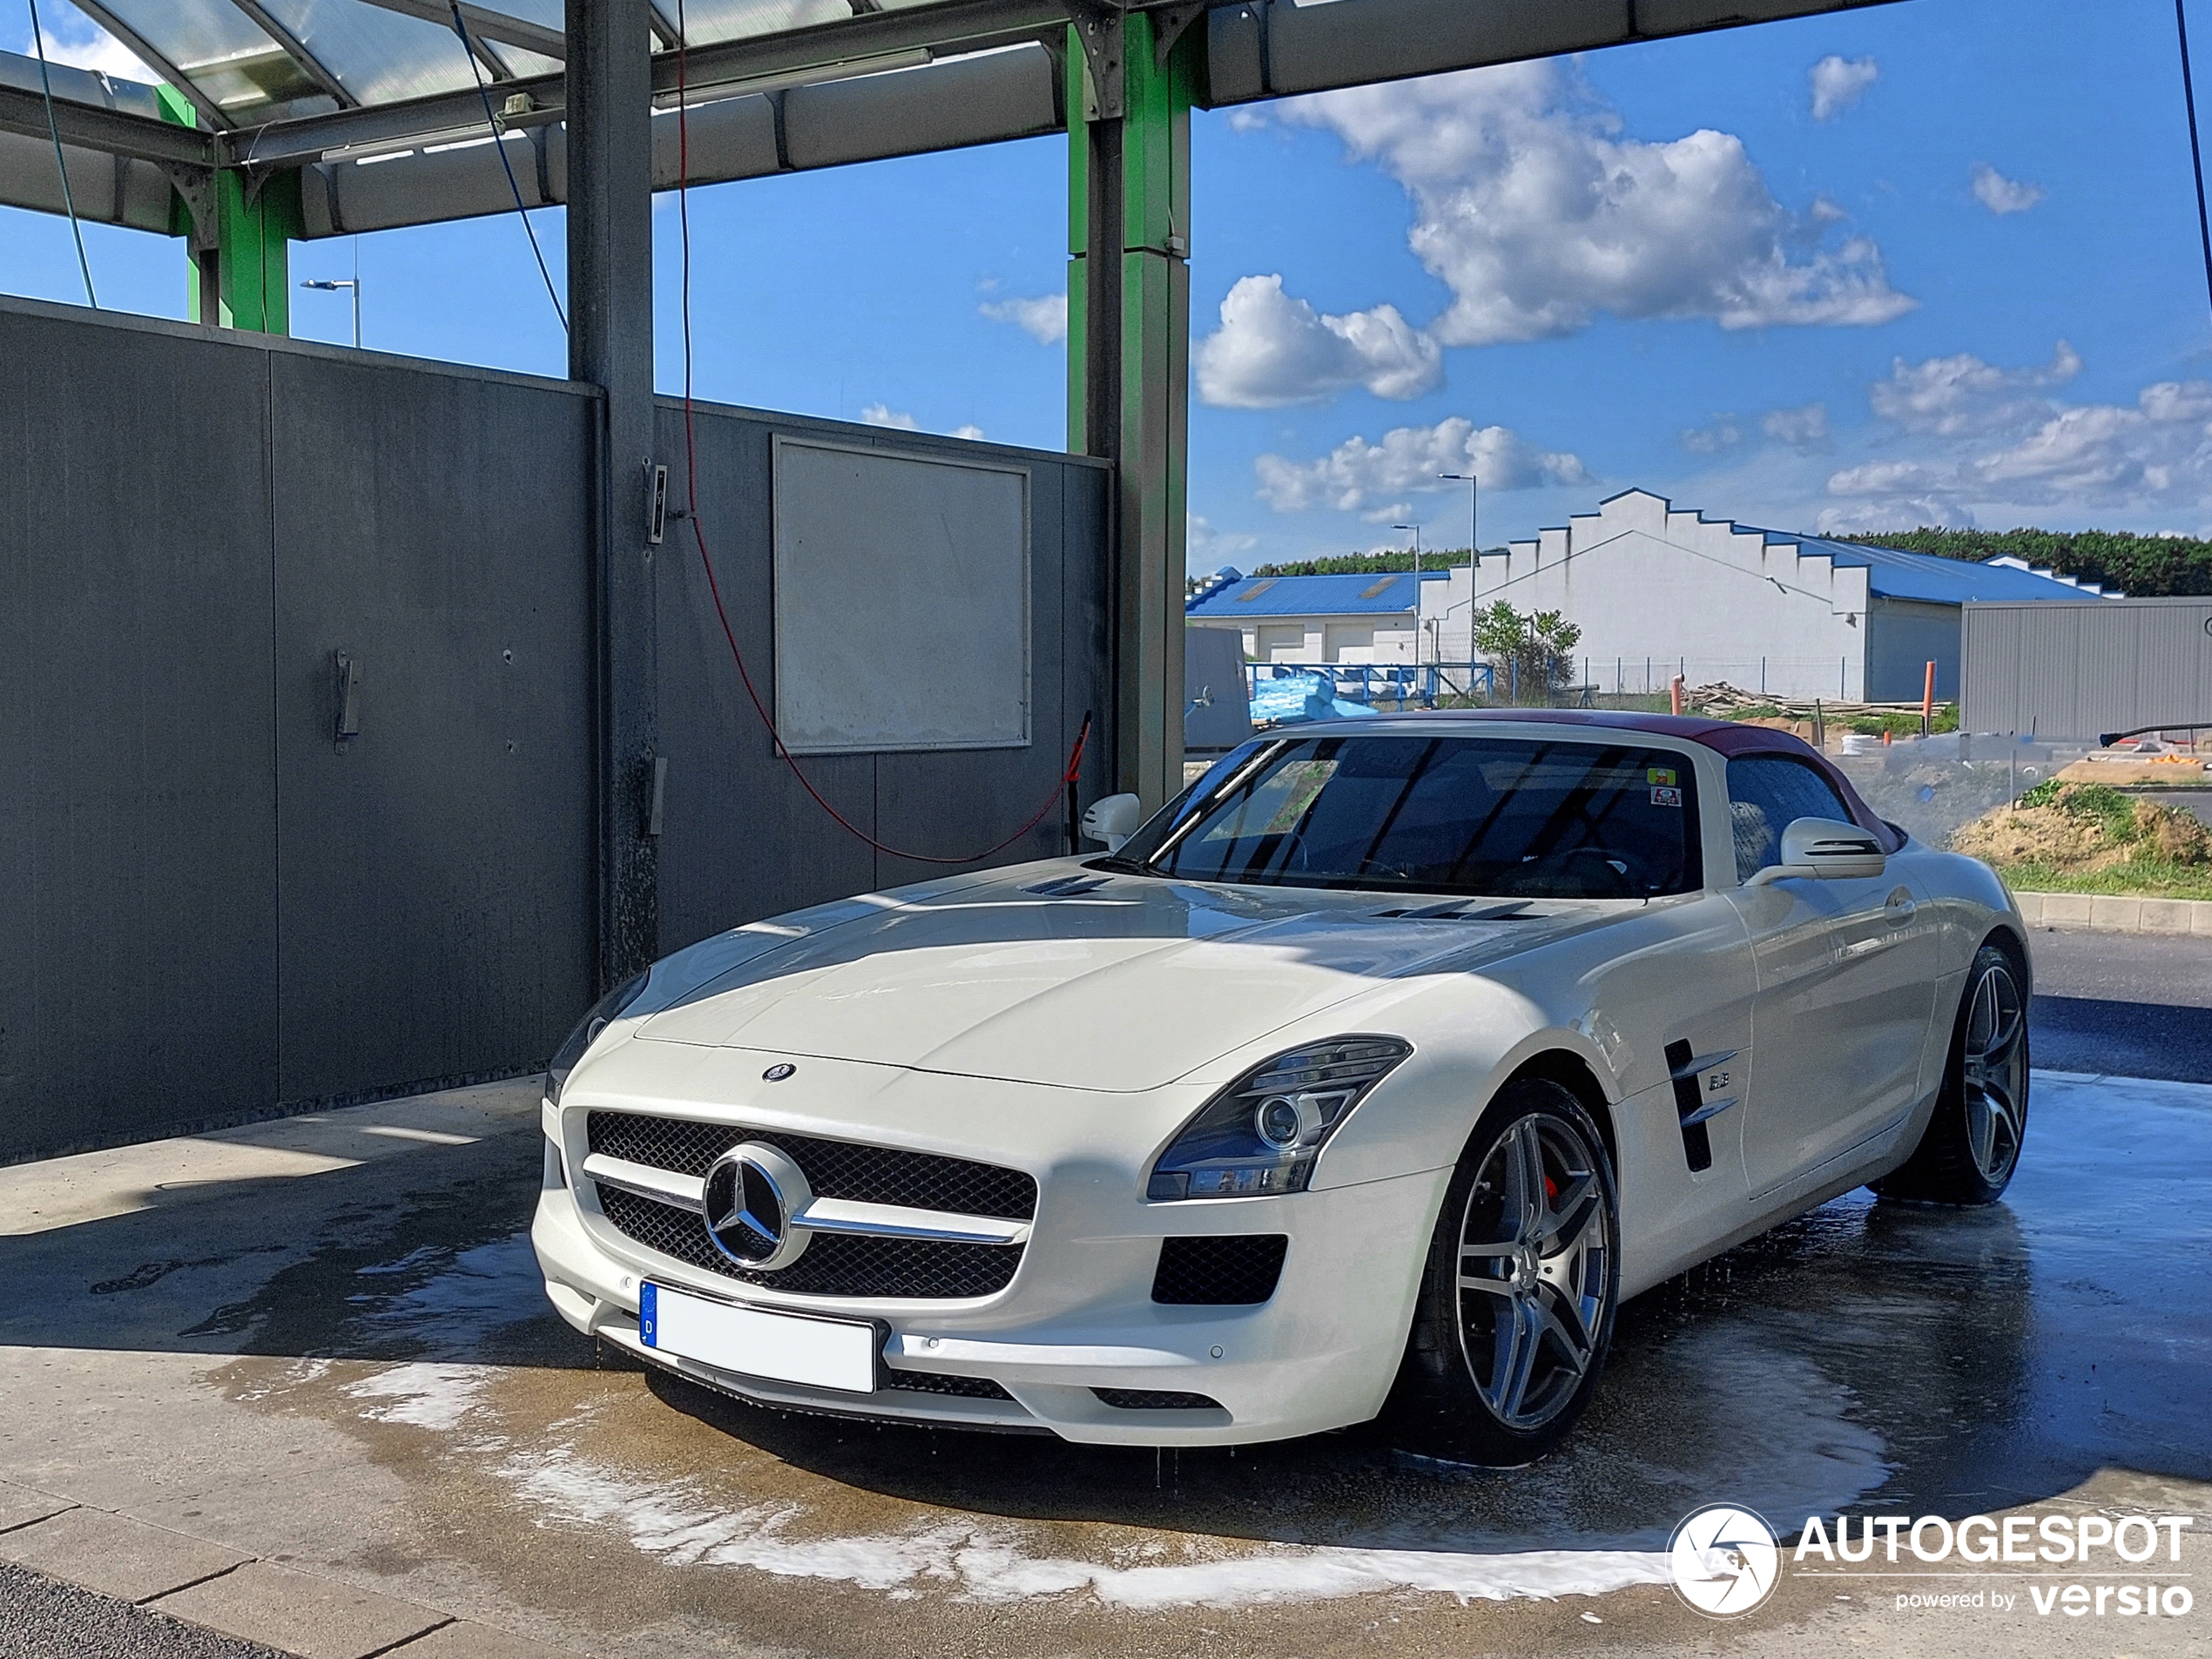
[1962,598,2212,739]
[0,308,279,1157]
[268,353,598,1105]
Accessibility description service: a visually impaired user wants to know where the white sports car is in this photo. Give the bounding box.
[531,711,2030,1463]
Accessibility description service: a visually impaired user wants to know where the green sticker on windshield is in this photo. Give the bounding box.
[1647,766,1677,786]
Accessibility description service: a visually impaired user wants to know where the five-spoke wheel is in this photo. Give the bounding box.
[1874,940,2030,1205]
[1390,1077,1620,1465]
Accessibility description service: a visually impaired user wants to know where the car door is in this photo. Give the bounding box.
[1723,754,1939,1198]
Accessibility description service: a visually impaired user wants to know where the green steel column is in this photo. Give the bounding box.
[158,84,298,334]
[1069,10,1196,812]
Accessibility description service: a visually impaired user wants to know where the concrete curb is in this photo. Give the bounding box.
[2014,890,2212,934]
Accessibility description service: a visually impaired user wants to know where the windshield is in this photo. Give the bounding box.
[1119,734,1703,899]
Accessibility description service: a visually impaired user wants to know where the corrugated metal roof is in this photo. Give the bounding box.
[1754,531,2106,606]
[1186,570,1447,617]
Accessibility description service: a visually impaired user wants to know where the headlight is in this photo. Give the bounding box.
[544,970,650,1108]
[1146,1036,1411,1200]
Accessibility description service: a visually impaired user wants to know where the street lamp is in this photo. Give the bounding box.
[299,277,361,348]
[1391,523,1422,578]
[1438,471,1477,564]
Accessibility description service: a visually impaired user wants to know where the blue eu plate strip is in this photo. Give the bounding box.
[640,1281,658,1347]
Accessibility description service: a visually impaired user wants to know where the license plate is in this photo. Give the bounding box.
[638,1282,878,1394]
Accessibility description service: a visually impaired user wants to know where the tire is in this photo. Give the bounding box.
[1871,941,2030,1206]
[1386,1077,1621,1466]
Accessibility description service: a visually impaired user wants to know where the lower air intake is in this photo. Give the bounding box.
[1093,1388,1223,1411]
[883,1370,1015,1401]
[1150,1235,1288,1305]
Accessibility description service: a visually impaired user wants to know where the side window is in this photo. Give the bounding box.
[1727,756,1856,882]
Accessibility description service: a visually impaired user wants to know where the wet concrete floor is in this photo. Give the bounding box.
[0,1052,2206,1656]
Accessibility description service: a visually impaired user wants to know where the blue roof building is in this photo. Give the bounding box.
[1350,489,2107,703]
[1185,566,1454,664]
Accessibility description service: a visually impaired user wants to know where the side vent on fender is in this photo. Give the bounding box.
[1664,1039,1741,1174]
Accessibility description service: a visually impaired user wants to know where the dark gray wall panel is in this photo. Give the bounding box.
[0,297,1111,1160]
[0,307,278,1158]
[653,401,880,948]
[654,400,1113,945]
[268,352,597,1103]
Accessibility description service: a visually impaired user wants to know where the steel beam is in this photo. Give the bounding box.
[213,0,1074,166]
[0,80,215,167]
[1069,8,1191,811]
[569,0,660,989]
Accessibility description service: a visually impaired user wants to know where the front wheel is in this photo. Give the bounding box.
[1386,1078,1620,1466]
[1872,941,2030,1205]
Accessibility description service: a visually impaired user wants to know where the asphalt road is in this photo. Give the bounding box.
[2027,927,2212,1082]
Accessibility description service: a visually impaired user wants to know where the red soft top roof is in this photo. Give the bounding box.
[1363,708,1905,850]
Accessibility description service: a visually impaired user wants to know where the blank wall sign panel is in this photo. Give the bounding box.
[772,436,1031,754]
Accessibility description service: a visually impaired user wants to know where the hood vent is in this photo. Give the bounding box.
[1023,874,1113,899]
[1369,900,1536,922]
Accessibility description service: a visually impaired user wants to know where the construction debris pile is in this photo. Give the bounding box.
[1676,683,1933,721]
[1952,780,2211,875]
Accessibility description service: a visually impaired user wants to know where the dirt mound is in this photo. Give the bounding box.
[1952,782,2211,873]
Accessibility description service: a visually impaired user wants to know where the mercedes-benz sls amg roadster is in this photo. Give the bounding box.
[531,711,2030,1464]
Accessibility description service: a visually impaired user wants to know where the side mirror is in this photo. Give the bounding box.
[1080,792,1144,853]
[1745,816,1887,885]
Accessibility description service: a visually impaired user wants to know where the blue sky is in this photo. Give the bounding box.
[8,0,2212,568]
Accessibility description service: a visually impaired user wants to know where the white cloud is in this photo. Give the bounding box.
[1255,416,1589,516]
[980,293,1067,346]
[1680,415,1743,455]
[18,6,149,79]
[1761,401,1831,454]
[1277,61,1912,349]
[860,406,984,442]
[1867,341,2081,437]
[1817,346,2212,529]
[1195,275,1442,408]
[1809,56,1879,122]
[1970,163,2045,216]
[1187,515,1258,561]
[1814,496,1979,534]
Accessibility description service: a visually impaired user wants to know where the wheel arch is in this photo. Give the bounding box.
[1501,1049,1621,1177]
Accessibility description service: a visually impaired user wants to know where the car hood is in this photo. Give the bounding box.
[634,867,1596,1091]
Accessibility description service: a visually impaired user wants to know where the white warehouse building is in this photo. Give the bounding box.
[1420,489,2108,703]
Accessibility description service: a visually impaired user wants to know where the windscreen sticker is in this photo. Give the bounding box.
[1647,766,1678,786]
[1650,786,1683,808]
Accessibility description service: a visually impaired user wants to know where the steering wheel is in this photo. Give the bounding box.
[1540,846,1640,896]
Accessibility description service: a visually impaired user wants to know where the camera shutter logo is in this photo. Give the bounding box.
[1669,1505,1782,1617]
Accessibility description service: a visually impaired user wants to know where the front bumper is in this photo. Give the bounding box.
[530,1100,1449,1447]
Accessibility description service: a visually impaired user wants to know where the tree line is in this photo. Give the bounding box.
[1832,529,2212,596]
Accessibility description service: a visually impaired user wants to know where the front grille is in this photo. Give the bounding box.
[1094,1388,1223,1411]
[884,1369,1015,1400]
[1150,1235,1289,1305]
[597,1184,1022,1298]
[587,1110,1035,1220]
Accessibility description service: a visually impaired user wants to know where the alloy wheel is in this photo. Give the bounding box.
[1961,959,2027,1183]
[1454,1114,1613,1431]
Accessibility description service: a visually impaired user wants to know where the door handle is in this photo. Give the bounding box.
[1883,887,1917,925]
